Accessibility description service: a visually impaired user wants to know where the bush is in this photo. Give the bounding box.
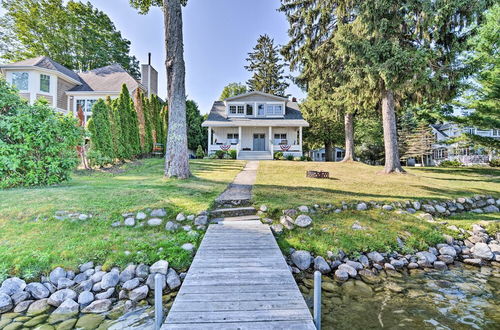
[87,149,114,168]
[274,152,284,160]
[300,156,312,161]
[286,154,294,161]
[228,149,237,159]
[196,145,205,159]
[215,150,226,159]
[439,160,462,168]
[0,80,82,188]
[489,158,500,167]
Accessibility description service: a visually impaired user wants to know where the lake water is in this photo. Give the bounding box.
[300,264,500,329]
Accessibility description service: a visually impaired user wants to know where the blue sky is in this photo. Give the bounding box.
[74,0,305,113]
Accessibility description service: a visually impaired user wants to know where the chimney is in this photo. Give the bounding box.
[292,97,297,102]
[141,53,158,96]
[148,52,151,65]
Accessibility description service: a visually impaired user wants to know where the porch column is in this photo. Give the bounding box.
[238,126,242,154]
[299,126,303,151]
[207,127,211,150]
[269,126,272,153]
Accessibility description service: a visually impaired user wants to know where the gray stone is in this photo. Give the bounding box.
[150,209,167,217]
[471,208,483,214]
[57,278,75,290]
[95,288,114,300]
[124,217,135,226]
[119,266,135,283]
[165,221,180,231]
[76,279,93,292]
[260,205,268,212]
[483,205,499,213]
[416,251,437,263]
[122,278,140,291]
[166,269,181,290]
[79,214,89,220]
[313,256,331,274]
[50,298,79,319]
[433,261,447,270]
[49,267,67,285]
[182,225,192,231]
[422,205,436,213]
[146,274,165,290]
[111,221,121,227]
[74,273,88,284]
[346,260,363,270]
[0,292,13,313]
[26,282,50,299]
[11,291,29,305]
[82,299,112,313]
[407,262,419,269]
[13,299,32,313]
[78,291,94,306]
[390,259,404,269]
[194,215,208,226]
[83,269,95,277]
[280,216,295,230]
[435,205,446,213]
[291,250,312,270]
[334,269,349,281]
[294,214,313,228]
[48,289,77,307]
[298,205,309,213]
[129,285,149,302]
[358,255,370,268]
[27,298,50,316]
[187,215,195,221]
[438,255,455,264]
[439,245,457,257]
[176,213,186,221]
[181,243,195,252]
[101,271,119,289]
[472,243,493,260]
[92,282,101,292]
[412,201,421,210]
[338,264,357,277]
[382,205,393,211]
[464,258,482,266]
[270,224,284,234]
[147,218,163,226]
[90,271,106,283]
[136,212,147,220]
[351,221,365,230]
[135,264,149,278]
[150,260,169,275]
[384,263,395,270]
[356,202,367,211]
[367,252,384,263]
[0,277,26,296]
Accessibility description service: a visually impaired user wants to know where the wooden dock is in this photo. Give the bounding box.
[162,218,315,329]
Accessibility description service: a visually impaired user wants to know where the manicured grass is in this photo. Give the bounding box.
[254,161,500,211]
[0,159,244,281]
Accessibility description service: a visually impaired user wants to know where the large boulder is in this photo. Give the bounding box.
[439,245,457,257]
[82,299,112,313]
[313,256,331,274]
[338,264,357,278]
[291,250,312,270]
[294,215,313,228]
[472,243,493,260]
[49,299,79,323]
[101,271,119,289]
[48,289,77,307]
[49,267,67,285]
[0,277,26,296]
[0,292,13,313]
[166,269,181,290]
[26,282,50,299]
[150,260,169,275]
[367,252,384,263]
[129,285,149,302]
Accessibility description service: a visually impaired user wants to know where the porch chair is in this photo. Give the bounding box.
[152,143,164,158]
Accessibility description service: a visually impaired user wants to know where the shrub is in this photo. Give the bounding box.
[286,154,294,161]
[196,145,205,159]
[300,156,312,161]
[87,149,113,168]
[274,152,283,160]
[0,80,82,188]
[228,149,237,159]
[215,150,226,159]
[439,160,462,168]
[489,158,500,167]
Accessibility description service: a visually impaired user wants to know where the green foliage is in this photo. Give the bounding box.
[245,34,289,96]
[87,99,114,165]
[488,158,500,167]
[87,149,113,168]
[439,160,463,168]
[355,115,385,165]
[129,0,188,14]
[195,145,204,159]
[143,94,168,152]
[219,82,247,100]
[1,0,140,78]
[112,85,141,159]
[228,150,237,160]
[300,156,311,161]
[186,100,206,151]
[274,152,284,160]
[286,154,294,161]
[0,79,82,188]
[215,150,226,159]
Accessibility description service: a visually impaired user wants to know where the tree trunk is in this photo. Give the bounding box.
[381,89,405,174]
[342,112,355,162]
[325,141,333,162]
[163,0,190,179]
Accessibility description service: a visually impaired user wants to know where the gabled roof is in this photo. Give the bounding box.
[225,90,288,102]
[202,100,309,127]
[69,64,144,93]
[2,56,82,83]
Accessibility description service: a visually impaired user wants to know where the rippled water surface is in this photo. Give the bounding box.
[300,264,500,329]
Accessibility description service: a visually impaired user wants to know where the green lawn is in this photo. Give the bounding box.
[0,159,244,281]
[254,161,500,211]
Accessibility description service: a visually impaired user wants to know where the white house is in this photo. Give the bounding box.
[310,147,345,162]
[0,55,158,124]
[202,91,309,160]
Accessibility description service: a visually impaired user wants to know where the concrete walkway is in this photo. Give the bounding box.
[216,161,259,205]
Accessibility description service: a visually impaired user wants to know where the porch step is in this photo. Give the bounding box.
[210,206,257,218]
[211,215,261,224]
[238,151,273,160]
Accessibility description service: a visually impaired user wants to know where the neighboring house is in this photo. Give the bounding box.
[429,123,499,165]
[309,147,345,162]
[0,55,158,124]
[201,91,309,160]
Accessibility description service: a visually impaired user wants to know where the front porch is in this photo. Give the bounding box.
[207,126,304,160]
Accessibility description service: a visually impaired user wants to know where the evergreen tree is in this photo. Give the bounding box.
[219,82,247,100]
[401,123,435,166]
[245,34,289,96]
[134,89,147,153]
[107,96,125,160]
[186,100,205,151]
[280,0,490,173]
[87,99,114,164]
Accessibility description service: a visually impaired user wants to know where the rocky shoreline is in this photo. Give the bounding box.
[0,261,183,329]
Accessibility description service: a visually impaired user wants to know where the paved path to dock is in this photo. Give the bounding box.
[215,161,259,204]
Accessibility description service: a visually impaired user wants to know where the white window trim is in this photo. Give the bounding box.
[11,71,29,91]
[226,102,246,117]
[39,74,51,94]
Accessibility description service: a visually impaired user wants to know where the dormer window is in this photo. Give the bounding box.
[267,104,283,115]
[237,105,244,114]
[229,105,237,114]
[246,104,253,116]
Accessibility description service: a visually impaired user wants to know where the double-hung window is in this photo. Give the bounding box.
[12,72,28,91]
[266,104,283,115]
[237,105,244,114]
[40,74,50,93]
[229,105,237,114]
[274,133,287,144]
[227,133,239,144]
[246,104,253,116]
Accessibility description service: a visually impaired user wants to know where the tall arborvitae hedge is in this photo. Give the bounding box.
[87,99,114,163]
[112,84,141,159]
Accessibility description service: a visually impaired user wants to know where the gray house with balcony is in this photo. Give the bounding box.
[202,91,309,160]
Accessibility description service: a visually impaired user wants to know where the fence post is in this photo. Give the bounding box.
[155,274,163,330]
[313,271,322,330]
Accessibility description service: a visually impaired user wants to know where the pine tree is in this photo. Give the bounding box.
[87,99,114,162]
[245,34,289,96]
[186,100,205,151]
[134,89,146,153]
[402,123,435,166]
[108,96,125,160]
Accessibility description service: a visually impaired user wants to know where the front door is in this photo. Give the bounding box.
[253,134,266,151]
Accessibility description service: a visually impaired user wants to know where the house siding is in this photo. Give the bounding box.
[57,78,77,111]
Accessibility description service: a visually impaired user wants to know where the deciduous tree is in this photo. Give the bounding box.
[219,82,247,100]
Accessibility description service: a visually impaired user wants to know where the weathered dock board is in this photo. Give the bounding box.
[162,220,315,330]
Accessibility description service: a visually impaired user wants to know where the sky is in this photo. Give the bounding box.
[64,0,306,113]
